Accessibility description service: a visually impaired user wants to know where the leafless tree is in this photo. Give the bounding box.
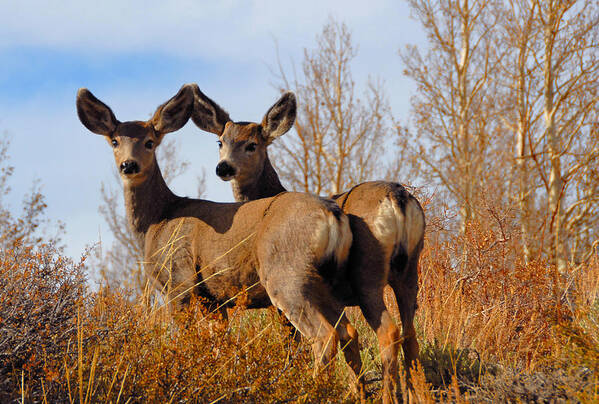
[403,0,599,270]
[500,0,599,270]
[533,0,599,271]
[271,17,393,196]
[498,0,544,264]
[0,134,64,251]
[400,0,507,236]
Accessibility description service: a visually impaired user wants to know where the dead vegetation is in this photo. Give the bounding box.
[1,203,597,402]
[0,133,597,401]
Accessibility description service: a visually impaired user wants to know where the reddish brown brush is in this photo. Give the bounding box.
[2,166,598,403]
[0,239,87,402]
[413,208,599,400]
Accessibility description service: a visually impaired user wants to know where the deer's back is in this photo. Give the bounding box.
[143,193,352,308]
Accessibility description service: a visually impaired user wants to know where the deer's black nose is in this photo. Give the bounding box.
[120,160,140,175]
[216,161,236,178]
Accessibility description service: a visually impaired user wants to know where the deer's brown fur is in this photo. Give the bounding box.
[191,88,426,404]
[76,85,366,399]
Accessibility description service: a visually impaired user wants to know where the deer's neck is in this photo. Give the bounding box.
[123,161,178,245]
[231,154,286,202]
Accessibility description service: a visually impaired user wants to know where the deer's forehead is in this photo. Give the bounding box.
[114,121,155,139]
[222,122,261,143]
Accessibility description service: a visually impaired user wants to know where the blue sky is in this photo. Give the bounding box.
[0,1,424,261]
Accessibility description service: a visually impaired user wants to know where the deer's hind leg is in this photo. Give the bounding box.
[356,287,401,404]
[321,298,365,401]
[260,269,366,401]
[348,220,402,404]
[388,241,423,397]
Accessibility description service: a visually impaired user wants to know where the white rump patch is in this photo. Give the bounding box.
[373,198,404,260]
[374,197,425,258]
[311,211,352,265]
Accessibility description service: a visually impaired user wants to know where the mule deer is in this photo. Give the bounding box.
[76,85,367,399]
[191,88,425,404]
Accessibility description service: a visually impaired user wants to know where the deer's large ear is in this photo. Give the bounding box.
[190,85,231,135]
[261,92,296,143]
[76,88,119,135]
[150,84,194,135]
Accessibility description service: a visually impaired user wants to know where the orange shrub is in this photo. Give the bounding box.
[0,240,87,402]
[413,211,599,398]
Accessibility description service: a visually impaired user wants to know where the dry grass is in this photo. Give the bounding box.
[410,217,599,401]
[0,237,351,402]
[1,213,598,402]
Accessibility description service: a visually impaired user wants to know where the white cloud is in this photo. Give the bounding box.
[0,0,420,62]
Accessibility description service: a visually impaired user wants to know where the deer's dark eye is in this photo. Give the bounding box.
[145,140,154,149]
[245,142,257,152]
[111,139,118,148]
[217,141,223,149]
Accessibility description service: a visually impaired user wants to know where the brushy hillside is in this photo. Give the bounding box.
[0,236,349,403]
[0,135,597,402]
[1,212,598,403]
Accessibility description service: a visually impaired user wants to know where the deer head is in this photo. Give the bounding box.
[77,85,194,187]
[191,86,296,184]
